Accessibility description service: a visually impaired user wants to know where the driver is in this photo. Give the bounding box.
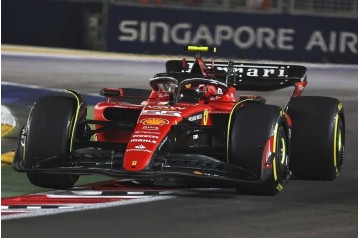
[179,84,220,103]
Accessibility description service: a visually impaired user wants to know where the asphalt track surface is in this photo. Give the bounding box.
[1,51,358,238]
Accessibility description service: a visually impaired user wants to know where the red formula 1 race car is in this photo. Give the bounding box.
[13,46,345,195]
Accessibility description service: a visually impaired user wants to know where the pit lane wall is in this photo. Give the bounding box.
[106,4,357,64]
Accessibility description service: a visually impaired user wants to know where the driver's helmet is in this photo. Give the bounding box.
[178,84,205,103]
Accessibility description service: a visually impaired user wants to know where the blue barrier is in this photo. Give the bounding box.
[106,4,357,64]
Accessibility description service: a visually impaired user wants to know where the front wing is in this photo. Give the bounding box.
[14,140,267,188]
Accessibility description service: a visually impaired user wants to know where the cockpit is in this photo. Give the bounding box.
[149,74,234,104]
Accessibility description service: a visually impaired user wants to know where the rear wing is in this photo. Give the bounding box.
[166,60,307,92]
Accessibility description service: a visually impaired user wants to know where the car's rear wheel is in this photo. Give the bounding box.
[286,96,345,180]
[16,95,86,189]
[228,104,290,195]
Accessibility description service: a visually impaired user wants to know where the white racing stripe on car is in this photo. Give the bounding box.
[1,195,174,221]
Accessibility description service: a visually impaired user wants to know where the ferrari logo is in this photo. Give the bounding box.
[185,84,191,89]
[203,109,209,125]
[132,160,137,167]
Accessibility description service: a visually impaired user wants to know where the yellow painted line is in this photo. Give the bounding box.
[2,124,15,137]
[1,151,14,167]
[2,123,16,166]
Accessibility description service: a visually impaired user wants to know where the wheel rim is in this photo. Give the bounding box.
[335,116,345,169]
[276,127,289,182]
[280,137,286,165]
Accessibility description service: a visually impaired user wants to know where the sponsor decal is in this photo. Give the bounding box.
[186,62,290,78]
[133,134,159,139]
[159,93,170,99]
[203,109,209,125]
[141,126,160,131]
[210,111,229,114]
[135,144,146,149]
[142,110,182,117]
[130,139,157,144]
[142,106,186,117]
[110,5,357,64]
[209,96,222,101]
[146,106,186,110]
[117,20,357,57]
[188,114,203,122]
[214,64,289,78]
[140,118,169,125]
[135,130,161,135]
[126,144,152,153]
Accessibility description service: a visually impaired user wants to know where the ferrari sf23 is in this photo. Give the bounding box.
[14,46,345,195]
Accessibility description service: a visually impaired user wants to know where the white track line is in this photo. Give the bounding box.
[2,195,174,221]
[1,105,16,128]
[1,46,356,69]
[1,81,100,98]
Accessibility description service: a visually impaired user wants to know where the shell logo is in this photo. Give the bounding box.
[140,118,169,126]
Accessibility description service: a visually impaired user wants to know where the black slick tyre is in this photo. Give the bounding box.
[18,95,85,189]
[286,96,345,180]
[228,103,290,195]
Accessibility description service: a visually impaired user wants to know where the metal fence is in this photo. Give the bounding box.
[112,0,283,12]
[111,0,358,17]
[289,0,357,17]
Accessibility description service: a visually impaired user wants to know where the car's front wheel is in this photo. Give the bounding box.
[228,103,290,195]
[14,94,86,189]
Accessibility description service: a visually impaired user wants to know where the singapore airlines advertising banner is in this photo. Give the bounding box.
[106,4,357,64]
